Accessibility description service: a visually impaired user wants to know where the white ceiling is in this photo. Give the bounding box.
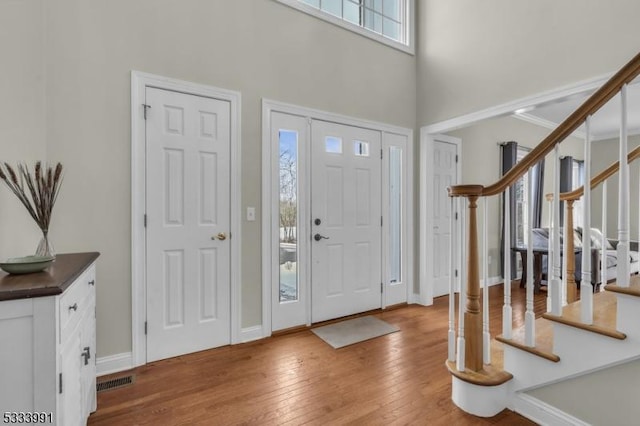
[514,79,640,141]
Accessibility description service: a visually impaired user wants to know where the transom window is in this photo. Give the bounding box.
[277,0,412,53]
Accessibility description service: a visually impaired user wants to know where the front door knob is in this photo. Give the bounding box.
[212,232,227,241]
[314,233,329,242]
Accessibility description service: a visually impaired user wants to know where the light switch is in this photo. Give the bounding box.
[247,207,256,221]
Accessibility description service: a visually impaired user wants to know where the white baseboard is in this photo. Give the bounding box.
[240,325,266,343]
[481,276,503,288]
[513,393,589,426]
[96,352,134,377]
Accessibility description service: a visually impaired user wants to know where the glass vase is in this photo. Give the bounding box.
[36,232,55,258]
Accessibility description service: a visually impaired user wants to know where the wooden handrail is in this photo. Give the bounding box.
[559,146,640,201]
[449,51,640,198]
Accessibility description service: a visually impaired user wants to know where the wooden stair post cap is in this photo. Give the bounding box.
[448,184,484,197]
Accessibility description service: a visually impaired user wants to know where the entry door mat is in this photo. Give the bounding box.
[311,316,400,349]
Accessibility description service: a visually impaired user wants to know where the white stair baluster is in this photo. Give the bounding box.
[457,198,466,371]
[448,196,455,362]
[525,168,536,347]
[551,145,563,315]
[502,186,513,339]
[581,116,593,324]
[562,222,569,307]
[602,181,608,289]
[546,194,553,313]
[483,197,490,364]
[618,84,631,287]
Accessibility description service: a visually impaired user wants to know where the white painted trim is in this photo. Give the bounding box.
[262,99,413,332]
[512,393,590,426]
[420,132,462,306]
[240,326,266,343]
[514,112,587,140]
[273,0,415,55]
[131,71,242,368]
[421,73,612,134]
[96,352,133,377]
[481,276,502,288]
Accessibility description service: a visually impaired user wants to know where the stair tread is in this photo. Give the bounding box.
[496,317,560,362]
[542,291,626,340]
[605,275,640,297]
[445,359,513,387]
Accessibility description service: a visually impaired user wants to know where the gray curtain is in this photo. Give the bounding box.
[501,142,518,279]
[532,158,545,228]
[500,141,546,279]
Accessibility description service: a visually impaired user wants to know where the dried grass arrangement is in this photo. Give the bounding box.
[0,162,63,257]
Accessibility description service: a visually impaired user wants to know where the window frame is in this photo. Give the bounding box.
[275,0,415,55]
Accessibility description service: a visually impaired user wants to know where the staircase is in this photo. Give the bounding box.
[446,51,640,423]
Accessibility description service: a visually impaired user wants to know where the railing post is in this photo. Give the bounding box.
[565,200,578,303]
[462,189,484,372]
[482,197,490,365]
[602,181,608,288]
[448,196,456,362]
[457,197,466,372]
[551,145,562,315]
[503,186,512,339]
[546,193,554,313]
[581,116,593,324]
[618,84,631,287]
[525,170,536,347]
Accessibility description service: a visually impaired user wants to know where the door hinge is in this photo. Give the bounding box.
[381,216,383,227]
[455,269,459,278]
[455,154,459,163]
[380,149,383,160]
[144,214,147,228]
[59,373,63,394]
[380,282,383,293]
[144,321,148,335]
[455,212,458,220]
[142,104,152,120]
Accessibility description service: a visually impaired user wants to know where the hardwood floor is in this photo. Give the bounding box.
[90,282,544,425]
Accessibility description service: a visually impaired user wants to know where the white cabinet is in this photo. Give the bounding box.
[0,253,98,426]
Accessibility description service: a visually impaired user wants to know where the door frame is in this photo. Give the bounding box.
[420,132,462,305]
[262,99,414,334]
[131,71,242,367]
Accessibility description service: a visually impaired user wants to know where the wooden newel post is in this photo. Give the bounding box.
[464,194,483,372]
[565,199,577,303]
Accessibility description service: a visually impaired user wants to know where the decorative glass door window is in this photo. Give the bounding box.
[279,130,299,302]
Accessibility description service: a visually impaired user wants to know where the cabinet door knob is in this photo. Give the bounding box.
[88,280,95,286]
[68,303,78,312]
[81,347,91,365]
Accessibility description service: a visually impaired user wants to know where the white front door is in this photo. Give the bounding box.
[145,87,231,362]
[311,120,382,322]
[432,138,459,297]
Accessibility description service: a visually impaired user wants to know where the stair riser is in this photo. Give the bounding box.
[617,294,640,338]
[504,324,640,392]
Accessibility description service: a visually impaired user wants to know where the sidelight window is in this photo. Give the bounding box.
[279,130,299,302]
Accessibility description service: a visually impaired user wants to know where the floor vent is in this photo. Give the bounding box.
[97,375,135,393]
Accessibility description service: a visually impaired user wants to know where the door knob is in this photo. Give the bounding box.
[212,232,227,241]
[314,233,329,241]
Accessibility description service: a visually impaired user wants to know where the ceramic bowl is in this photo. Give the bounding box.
[0,255,55,274]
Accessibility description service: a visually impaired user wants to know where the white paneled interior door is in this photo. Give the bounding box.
[431,138,458,298]
[145,87,231,362]
[311,120,382,322]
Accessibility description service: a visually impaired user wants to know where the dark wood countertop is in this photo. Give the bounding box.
[0,252,100,301]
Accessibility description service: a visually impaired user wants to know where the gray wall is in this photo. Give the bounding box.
[527,357,640,424]
[0,0,47,257]
[417,0,640,125]
[2,0,417,358]
[447,117,583,277]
